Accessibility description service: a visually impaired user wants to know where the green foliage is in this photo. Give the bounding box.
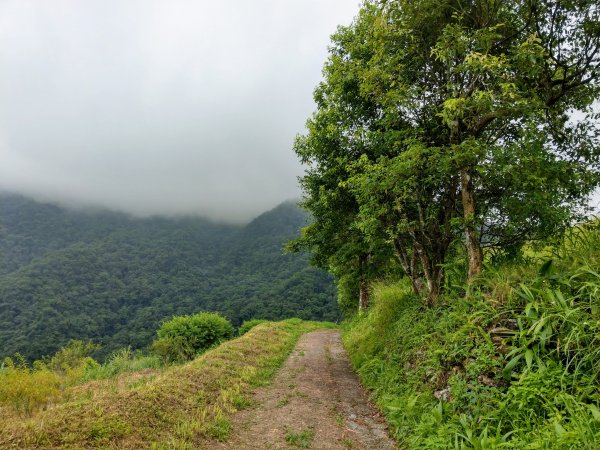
[0,194,338,361]
[343,226,600,448]
[82,347,162,381]
[284,426,315,448]
[294,0,600,302]
[87,419,130,442]
[238,319,268,335]
[152,312,234,363]
[46,339,100,375]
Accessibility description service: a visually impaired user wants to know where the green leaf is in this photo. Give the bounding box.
[589,404,600,421]
[524,349,533,369]
[504,354,523,374]
[553,420,566,437]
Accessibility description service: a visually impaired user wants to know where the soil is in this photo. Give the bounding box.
[213,329,396,449]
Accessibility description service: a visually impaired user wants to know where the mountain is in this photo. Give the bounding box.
[0,193,338,361]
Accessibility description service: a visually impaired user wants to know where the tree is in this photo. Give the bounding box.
[294,0,600,304]
[428,0,600,277]
[289,5,400,310]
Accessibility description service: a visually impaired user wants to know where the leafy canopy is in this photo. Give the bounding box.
[293,0,600,304]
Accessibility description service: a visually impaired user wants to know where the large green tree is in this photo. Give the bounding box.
[290,5,400,309]
[294,0,600,304]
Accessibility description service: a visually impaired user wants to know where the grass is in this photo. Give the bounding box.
[0,343,164,423]
[342,225,600,448]
[284,426,315,448]
[83,347,162,381]
[276,394,291,407]
[0,319,335,449]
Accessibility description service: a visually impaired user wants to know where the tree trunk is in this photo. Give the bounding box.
[358,279,369,312]
[358,253,370,312]
[460,167,483,280]
[426,263,445,305]
[414,241,443,305]
[392,238,425,295]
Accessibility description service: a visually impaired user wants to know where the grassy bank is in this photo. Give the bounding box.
[0,319,334,449]
[343,226,600,448]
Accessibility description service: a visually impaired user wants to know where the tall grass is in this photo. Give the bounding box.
[83,347,162,381]
[0,344,163,417]
[0,356,61,417]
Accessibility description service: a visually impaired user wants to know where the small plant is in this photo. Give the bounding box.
[276,395,290,407]
[87,418,130,442]
[151,312,234,363]
[83,347,162,381]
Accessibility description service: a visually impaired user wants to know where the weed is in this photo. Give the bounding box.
[87,418,130,442]
[84,348,162,381]
[198,405,232,441]
[342,437,354,448]
[0,357,61,416]
[277,395,290,407]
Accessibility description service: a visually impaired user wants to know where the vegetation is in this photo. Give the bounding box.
[2,1,600,448]
[151,312,234,363]
[0,319,335,448]
[0,193,338,361]
[343,225,600,447]
[238,318,268,336]
[284,426,315,448]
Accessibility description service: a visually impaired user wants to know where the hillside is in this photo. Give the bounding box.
[343,225,600,448]
[0,193,338,361]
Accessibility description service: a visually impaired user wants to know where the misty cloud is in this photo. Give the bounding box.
[0,0,358,222]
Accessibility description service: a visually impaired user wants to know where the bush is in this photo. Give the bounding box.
[238,319,267,336]
[47,339,100,376]
[152,312,234,363]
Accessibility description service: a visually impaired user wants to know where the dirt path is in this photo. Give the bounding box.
[215,329,396,449]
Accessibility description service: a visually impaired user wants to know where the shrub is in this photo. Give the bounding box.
[152,312,234,363]
[238,319,267,336]
[47,339,100,377]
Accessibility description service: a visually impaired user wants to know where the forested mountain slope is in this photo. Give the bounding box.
[0,193,337,360]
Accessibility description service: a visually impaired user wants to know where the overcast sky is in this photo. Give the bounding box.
[0,0,359,222]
